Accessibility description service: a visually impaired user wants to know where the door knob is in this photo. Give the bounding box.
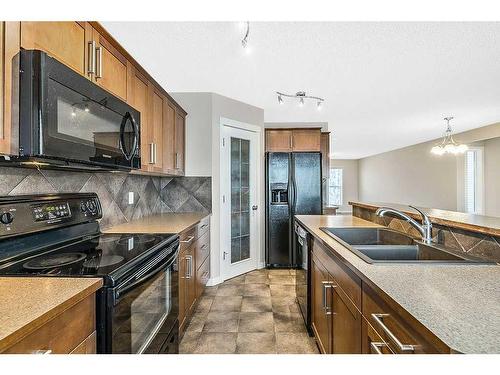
[252,205,258,210]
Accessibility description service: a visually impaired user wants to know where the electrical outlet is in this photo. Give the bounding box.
[128,192,134,205]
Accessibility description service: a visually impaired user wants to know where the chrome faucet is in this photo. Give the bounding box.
[375,205,433,244]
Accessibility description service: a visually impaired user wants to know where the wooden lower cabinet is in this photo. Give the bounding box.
[2,293,96,354]
[311,254,331,353]
[311,250,361,354]
[331,282,362,353]
[178,217,210,334]
[310,235,449,354]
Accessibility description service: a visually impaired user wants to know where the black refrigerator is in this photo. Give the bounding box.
[265,152,322,267]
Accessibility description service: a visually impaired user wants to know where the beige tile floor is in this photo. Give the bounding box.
[179,269,319,354]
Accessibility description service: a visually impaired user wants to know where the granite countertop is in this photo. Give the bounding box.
[102,212,210,234]
[295,214,500,354]
[0,277,102,353]
[349,200,500,237]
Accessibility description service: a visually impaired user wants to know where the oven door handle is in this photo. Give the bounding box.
[114,245,179,302]
[119,111,139,162]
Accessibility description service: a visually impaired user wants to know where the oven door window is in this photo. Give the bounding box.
[111,266,177,354]
[44,78,137,166]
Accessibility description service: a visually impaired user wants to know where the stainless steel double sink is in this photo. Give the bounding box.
[320,227,493,264]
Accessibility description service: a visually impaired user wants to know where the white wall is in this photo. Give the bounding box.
[358,122,500,212]
[484,137,500,217]
[330,159,359,213]
[172,92,265,285]
[171,93,212,176]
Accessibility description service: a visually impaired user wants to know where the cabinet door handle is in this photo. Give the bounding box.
[370,342,388,355]
[321,281,335,315]
[181,236,194,244]
[87,41,96,77]
[290,135,293,149]
[371,313,415,353]
[149,143,155,164]
[154,143,157,164]
[185,255,193,279]
[95,46,103,79]
[175,152,179,169]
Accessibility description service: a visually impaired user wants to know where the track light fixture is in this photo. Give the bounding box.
[276,91,325,110]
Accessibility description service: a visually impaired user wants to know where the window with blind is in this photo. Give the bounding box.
[464,148,484,214]
[329,168,343,206]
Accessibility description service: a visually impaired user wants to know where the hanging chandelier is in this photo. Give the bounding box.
[276,91,324,110]
[430,117,468,155]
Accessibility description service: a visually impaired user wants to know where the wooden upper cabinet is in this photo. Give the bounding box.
[266,129,292,152]
[150,88,165,173]
[127,65,150,171]
[162,103,176,174]
[292,128,321,151]
[1,22,20,155]
[266,128,321,152]
[20,22,91,76]
[320,132,330,207]
[92,29,128,101]
[174,111,186,175]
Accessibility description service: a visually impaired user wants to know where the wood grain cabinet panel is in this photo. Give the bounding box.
[196,256,210,299]
[149,88,166,173]
[265,129,292,152]
[93,30,128,100]
[311,254,331,353]
[320,132,330,207]
[362,284,447,354]
[20,21,90,76]
[70,332,97,354]
[331,281,362,353]
[292,129,321,151]
[2,294,95,354]
[162,103,176,174]
[174,111,186,175]
[1,22,20,155]
[128,66,151,171]
[178,218,210,335]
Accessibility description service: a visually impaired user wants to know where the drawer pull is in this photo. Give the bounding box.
[32,349,52,354]
[200,224,207,229]
[370,342,388,355]
[181,236,194,244]
[371,313,415,353]
[201,244,207,249]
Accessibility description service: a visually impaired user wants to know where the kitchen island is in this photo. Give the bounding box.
[295,214,500,354]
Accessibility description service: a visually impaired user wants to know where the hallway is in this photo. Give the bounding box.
[179,269,319,354]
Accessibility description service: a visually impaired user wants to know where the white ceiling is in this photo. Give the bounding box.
[102,22,500,159]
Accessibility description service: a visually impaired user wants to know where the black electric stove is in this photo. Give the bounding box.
[0,193,180,354]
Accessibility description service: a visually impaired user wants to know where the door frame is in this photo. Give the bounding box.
[219,117,262,281]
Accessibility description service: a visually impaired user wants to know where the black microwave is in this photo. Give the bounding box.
[15,49,140,170]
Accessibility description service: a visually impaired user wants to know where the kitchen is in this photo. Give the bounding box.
[1,3,500,374]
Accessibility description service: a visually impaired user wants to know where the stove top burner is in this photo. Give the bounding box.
[83,255,125,269]
[23,252,87,270]
[116,235,159,245]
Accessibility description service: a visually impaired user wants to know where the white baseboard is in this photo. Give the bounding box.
[206,276,223,287]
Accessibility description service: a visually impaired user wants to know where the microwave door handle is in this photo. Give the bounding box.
[119,112,139,161]
[114,246,179,302]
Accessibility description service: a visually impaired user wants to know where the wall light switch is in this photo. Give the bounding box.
[128,192,134,205]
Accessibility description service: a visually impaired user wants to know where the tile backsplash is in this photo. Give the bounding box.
[0,166,211,229]
[352,205,500,262]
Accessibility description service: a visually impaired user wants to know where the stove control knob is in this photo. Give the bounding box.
[0,212,14,225]
[80,202,87,212]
